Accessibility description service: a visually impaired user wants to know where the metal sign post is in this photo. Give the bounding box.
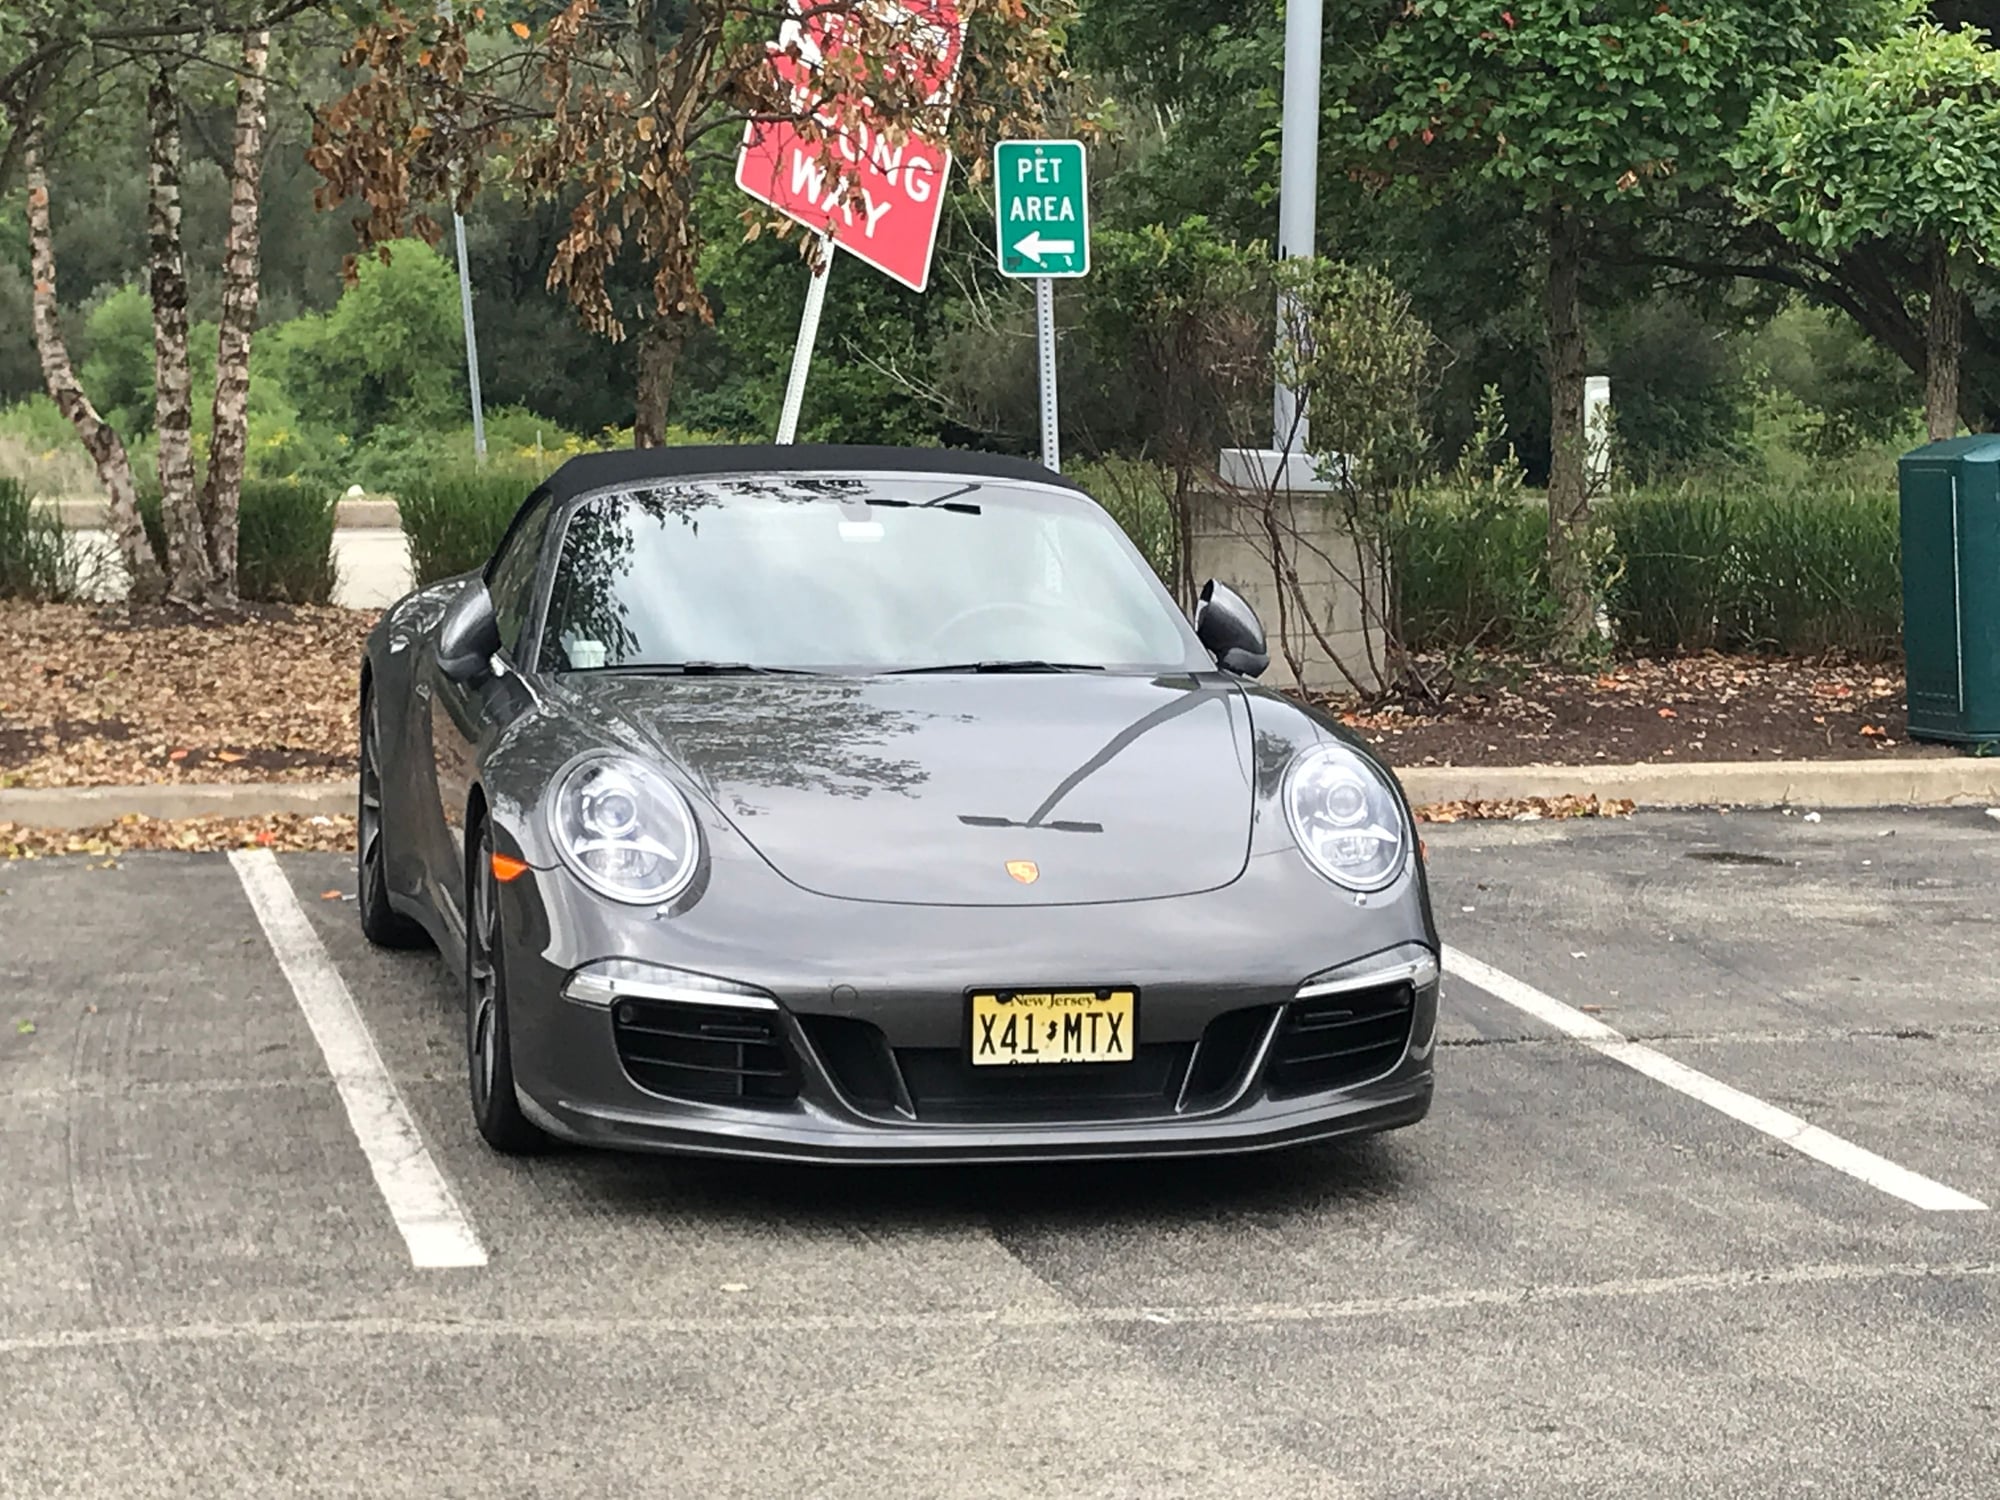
[737,0,965,440]
[995,139,1089,473]
[776,234,835,445]
[1034,276,1060,472]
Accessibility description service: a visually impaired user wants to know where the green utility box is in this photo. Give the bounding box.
[1900,436,2000,745]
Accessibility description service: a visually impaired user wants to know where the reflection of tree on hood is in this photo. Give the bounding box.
[561,675,949,809]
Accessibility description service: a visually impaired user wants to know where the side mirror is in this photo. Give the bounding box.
[1195,580,1269,678]
[436,579,502,683]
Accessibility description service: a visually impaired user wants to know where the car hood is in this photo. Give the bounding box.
[552,672,1256,906]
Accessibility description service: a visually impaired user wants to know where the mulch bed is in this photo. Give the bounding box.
[0,603,1967,854]
[1322,654,1957,767]
[0,602,372,788]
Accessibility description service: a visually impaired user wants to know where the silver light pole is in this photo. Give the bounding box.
[1218,0,1324,493]
[1272,0,1321,455]
[453,212,486,462]
[437,0,486,462]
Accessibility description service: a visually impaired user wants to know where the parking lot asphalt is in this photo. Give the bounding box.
[3,808,1998,1498]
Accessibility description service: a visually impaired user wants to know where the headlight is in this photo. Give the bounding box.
[1284,743,1409,892]
[549,754,699,904]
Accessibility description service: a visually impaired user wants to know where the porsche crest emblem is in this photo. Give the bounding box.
[1005,860,1040,885]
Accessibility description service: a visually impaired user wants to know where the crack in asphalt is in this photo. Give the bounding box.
[6,1259,1999,1357]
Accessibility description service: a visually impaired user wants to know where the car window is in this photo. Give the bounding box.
[538,475,1203,674]
[485,493,555,659]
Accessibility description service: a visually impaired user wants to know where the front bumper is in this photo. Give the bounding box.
[496,841,1438,1164]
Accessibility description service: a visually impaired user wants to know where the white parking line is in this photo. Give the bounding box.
[1442,946,1989,1214]
[231,850,488,1268]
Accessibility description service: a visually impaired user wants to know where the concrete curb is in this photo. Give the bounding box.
[1396,758,2000,811]
[44,497,403,530]
[4,759,1998,831]
[0,781,353,829]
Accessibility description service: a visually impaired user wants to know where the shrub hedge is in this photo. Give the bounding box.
[1397,482,1903,661]
[396,471,536,586]
[136,480,339,604]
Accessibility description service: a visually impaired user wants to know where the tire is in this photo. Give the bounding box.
[467,816,548,1155]
[357,687,428,949]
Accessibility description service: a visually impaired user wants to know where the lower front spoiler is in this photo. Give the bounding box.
[516,1075,1433,1167]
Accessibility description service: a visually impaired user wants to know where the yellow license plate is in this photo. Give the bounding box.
[969,990,1136,1066]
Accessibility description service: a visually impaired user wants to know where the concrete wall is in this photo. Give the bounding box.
[1185,487,1387,696]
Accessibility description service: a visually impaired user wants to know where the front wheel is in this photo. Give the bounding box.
[357,687,428,949]
[467,818,548,1155]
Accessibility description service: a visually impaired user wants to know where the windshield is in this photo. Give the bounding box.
[536,474,1204,674]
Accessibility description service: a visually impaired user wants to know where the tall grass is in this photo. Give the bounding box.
[397,471,535,585]
[1396,494,1554,653]
[1398,479,1902,661]
[1604,480,1900,658]
[0,476,92,601]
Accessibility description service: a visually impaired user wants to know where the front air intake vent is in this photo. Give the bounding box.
[1265,983,1414,1097]
[612,998,799,1105]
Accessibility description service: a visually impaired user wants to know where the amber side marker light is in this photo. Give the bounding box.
[490,852,532,883]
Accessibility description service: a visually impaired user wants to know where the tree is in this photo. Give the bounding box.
[1734,21,2000,442]
[23,122,161,595]
[263,237,468,438]
[7,4,306,605]
[307,0,1072,446]
[1328,0,1902,649]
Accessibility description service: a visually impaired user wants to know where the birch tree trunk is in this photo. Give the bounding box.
[197,29,273,606]
[23,123,165,600]
[147,66,208,604]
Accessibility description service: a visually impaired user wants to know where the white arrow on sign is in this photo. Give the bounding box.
[1013,230,1076,264]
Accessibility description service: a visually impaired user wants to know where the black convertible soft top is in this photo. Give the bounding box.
[538,443,1081,504]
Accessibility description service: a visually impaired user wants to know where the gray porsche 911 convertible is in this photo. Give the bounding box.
[358,444,1440,1161]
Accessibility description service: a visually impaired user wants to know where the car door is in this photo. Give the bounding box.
[422,491,557,938]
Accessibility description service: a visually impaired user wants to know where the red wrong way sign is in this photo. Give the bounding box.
[735,0,964,292]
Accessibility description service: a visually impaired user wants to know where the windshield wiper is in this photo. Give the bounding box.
[891,660,1106,675]
[610,661,818,676]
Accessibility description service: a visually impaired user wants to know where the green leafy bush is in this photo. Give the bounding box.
[1399,385,1556,653]
[134,480,339,604]
[0,476,91,601]
[1070,457,1177,586]
[398,470,537,585]
[261,240,469,442]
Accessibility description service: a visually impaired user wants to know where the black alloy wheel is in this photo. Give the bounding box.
[467,817,548,1154]
[357,689,427,949]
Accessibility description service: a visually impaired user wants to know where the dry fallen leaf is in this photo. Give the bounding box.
[0,602,371,790]
[1415,796,1634,825]
[0,814,356,859]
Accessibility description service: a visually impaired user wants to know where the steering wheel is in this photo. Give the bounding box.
[929,600,1048,653]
